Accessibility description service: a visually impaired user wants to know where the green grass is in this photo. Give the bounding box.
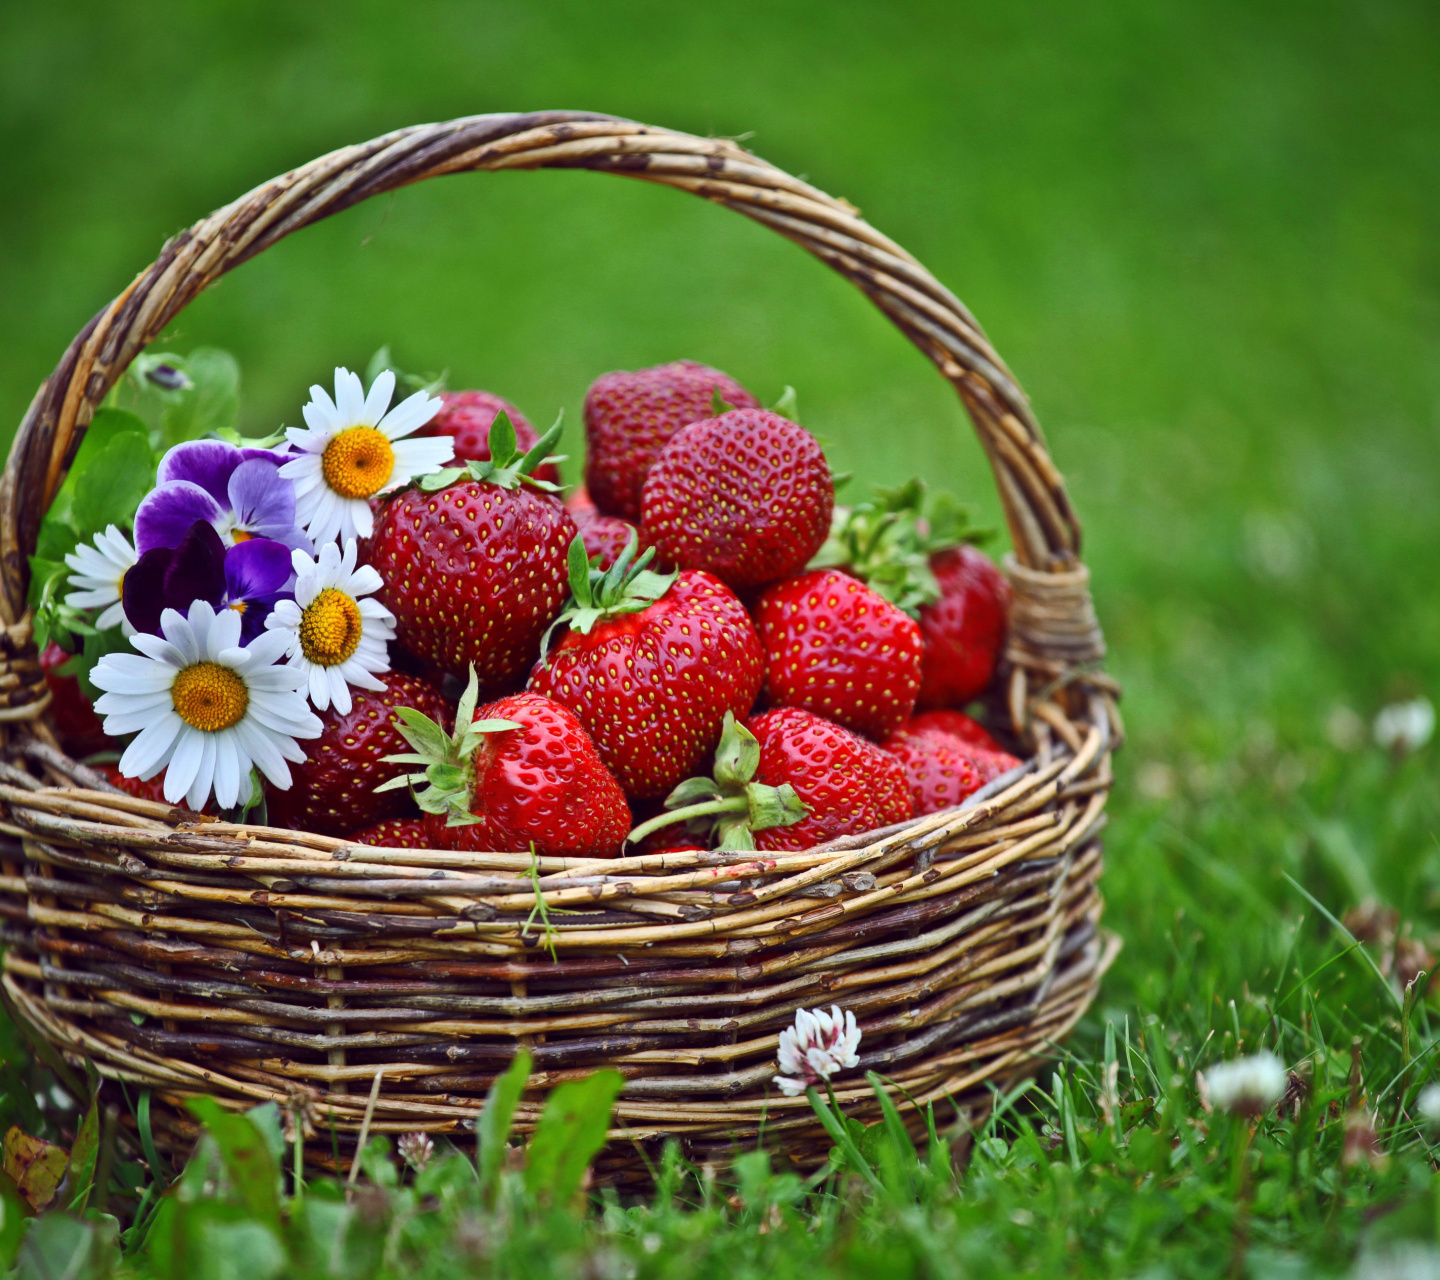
[2,0,1440,1274]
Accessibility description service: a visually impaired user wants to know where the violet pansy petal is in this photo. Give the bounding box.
[133,481,224,555]
[225,538,294,602]
[156,440,244,507]
[122,548,175,636]
[228,459,296,535]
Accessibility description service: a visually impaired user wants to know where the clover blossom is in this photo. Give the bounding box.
[773,1005,861,1096]
[1203,1051,1287,1117]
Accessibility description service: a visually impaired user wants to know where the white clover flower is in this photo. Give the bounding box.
[1417,1083,1440,1128]
[1374,698,1435,756]
[773,1005,861,1096]
[397,1131,434,1172]
[63,525,137,632]
[1203,1051,1287,1116]
[265,539,395,715]
[91,600,322,811]
[280,367,451,546]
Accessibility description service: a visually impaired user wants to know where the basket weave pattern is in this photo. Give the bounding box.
[0,112,1119,1174]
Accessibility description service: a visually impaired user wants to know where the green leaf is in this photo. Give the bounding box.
[66,1096,101,1212]
[487,410,517,463]
[73,430,155,537]
[769,385,800,421]
[159,347,240,448]
[524,1069,624,1206]
[14,1212,117,1280]
[185,1097,281,1227]
[477,1050,531,1200]
[0,1187,25,1272]
[713,713,760,788]
[3,1126,69,1211]
[36,515,78,564]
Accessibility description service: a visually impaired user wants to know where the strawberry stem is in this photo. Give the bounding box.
[627,796,749,847]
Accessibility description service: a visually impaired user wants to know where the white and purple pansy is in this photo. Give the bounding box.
[134,440,313,557]
[122,520,294,643]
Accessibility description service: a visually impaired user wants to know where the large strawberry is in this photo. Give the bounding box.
[265,670,450,836]
[41,641,115,759]
[631,707,911,852]
[753,568,922,740]
[893,711,1020,786]
[380,671,629,856]
[641,409,833,592]
[880,727,984,816]
[527,535,763,799]
[583,360,759,521]
[418,393,561,486]
[915,544,1009,710]
[813,480,1008,708]
[369,414,575,692]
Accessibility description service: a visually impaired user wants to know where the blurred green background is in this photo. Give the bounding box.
[2,0,1438,991]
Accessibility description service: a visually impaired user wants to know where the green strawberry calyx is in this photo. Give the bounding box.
[539,530,679,659]
[374,665,522,827]
[625,712,809,851]
[808,477,990,618]
[417,409,567,494]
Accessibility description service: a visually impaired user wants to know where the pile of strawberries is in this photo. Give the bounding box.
[48,360,1018,856]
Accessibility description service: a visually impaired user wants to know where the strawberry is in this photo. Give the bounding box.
[583,360,759,521]
[880,727,984,816]
[95,763,211,813]
[905,709,1005,753]
[640,409,833,592]
[265,670,450,836]
[41,641,115,759]
[527,535,763,799]
[630,708,911,852]
[418,392,561,486]
[563,490,644,573]
[753,568,922,740]
[897,711,1020,785]
[349,814,450,848]
[369,414,575,693]
[381,671,629,856]
[811,480,1007,708]
[915,544,1009,710]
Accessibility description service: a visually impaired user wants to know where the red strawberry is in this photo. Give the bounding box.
[916,545,1009,710]
[632,708,911,852]
[906,709,1004,753]
[753,568,922,740]
[584,361,759,520]
[527,537,763,799]
[418,392,561,486]
[382,676,630,857]
[566,485,668,572]
[880,727,985,816]
[41,641,115,759]
[349,814,450,848]
[369,415,575,692]
[885,715,1020,812]
[265,671,450,836]
[95,763,211,813]
[641,410,833,592]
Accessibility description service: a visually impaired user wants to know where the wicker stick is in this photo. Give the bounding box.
[0,111,1118,1178]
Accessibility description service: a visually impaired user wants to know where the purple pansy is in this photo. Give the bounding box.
[134,440,312,557]
[122,520,294,642]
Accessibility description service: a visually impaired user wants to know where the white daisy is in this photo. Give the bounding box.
[265,538,395,716]
[63,525,136,632]
[279,367,451,546]
[91,600,322,812]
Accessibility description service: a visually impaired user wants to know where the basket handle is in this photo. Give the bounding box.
[0,110,1085,630]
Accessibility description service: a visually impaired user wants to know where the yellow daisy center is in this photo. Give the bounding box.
[299,588,363,667]
[321,426,394,499]
[171,662,249,732]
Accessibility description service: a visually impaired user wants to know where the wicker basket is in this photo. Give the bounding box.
[0,111,1120,1181]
